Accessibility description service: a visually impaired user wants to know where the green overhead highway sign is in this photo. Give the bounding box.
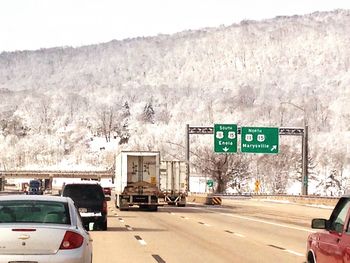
[241,127,279,154]
[214,124,237,153]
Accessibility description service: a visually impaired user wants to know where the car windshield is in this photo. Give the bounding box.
[63,185,104,201]
[0,200,70,224]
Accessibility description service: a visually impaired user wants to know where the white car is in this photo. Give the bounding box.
[0,195,93,263]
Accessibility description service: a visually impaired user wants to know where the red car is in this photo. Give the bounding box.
[307,196,350,263]
[103,187,111,196]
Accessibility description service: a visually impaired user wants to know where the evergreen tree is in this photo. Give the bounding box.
[122,101,130,119]
[142,102,155,124]
[119,120,130,145]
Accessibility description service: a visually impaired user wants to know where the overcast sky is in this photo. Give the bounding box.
[1,0,350,52]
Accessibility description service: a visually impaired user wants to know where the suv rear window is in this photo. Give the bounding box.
[63,184,104,202]
[29,180,41,187]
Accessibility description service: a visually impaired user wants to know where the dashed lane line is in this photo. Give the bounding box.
[169,207,304,257]
[217,212,315,233]
[134,235,147,246]
[198,221,211,227]
[152,254,166,263]
[224,230,245,238]
[268,245,304,257]
[125,224,133,231]
[284,249,304,257]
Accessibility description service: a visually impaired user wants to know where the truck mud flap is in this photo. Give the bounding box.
[165,195,186,207]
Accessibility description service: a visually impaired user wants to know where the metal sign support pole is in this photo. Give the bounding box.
[185,125,308,195]
[185,124,190,192]
[301,125,309,195]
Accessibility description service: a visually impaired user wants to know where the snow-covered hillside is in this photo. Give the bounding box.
[1,9,350,195]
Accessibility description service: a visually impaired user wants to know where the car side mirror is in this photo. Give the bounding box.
[311,218,327,229]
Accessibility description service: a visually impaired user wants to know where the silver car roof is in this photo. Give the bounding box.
[0,194,71,203]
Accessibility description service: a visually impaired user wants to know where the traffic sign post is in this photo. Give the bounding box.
[214,124,237,153]
[241,127,279,154]
[254,180,260,193]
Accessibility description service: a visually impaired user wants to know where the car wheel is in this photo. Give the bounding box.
[100,221,107,231]
[307,252,315,263]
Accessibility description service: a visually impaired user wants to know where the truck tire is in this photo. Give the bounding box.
[100,221,107,231]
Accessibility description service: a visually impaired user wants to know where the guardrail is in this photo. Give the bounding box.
[187,193,339,207]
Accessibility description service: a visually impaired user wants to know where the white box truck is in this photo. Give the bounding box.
[115,151,160,211]
[159,161,187,206]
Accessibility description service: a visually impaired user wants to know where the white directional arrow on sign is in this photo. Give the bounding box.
[223,147,229,152]
[271,145,277,151]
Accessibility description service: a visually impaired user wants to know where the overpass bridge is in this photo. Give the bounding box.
[0,170,114,190]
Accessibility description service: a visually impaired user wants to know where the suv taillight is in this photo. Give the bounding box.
[59,231,84,250]
[103,200,107,214]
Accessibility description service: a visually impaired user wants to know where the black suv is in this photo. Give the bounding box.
[62,183,107,230]
[28,179,43,195]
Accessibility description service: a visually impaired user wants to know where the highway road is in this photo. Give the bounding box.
[90,198,333,263]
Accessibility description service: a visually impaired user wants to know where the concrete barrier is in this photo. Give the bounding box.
[251,195,339,207]
[188,193,339,207]
[188,194,222,205]
[187,194,207,204]
[205,196,222,205]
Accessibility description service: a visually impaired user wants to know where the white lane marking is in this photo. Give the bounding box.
[225,230,245,237]
[170,212,176,215]
[139,240,147,246]
[285,249,304,257]
[218,212,315,233]
[135,236,147,246]
[125,225,133,231]
[198,221,211,227]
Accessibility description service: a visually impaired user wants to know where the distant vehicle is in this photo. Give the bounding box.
[28,179,43,195]
[114,151,160,211]
[62,183,108,230]
[0,195,93,263]
[159,161,187,206]
[103,187,111,195]
[307,196,350,263]
[103,187,111,200]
